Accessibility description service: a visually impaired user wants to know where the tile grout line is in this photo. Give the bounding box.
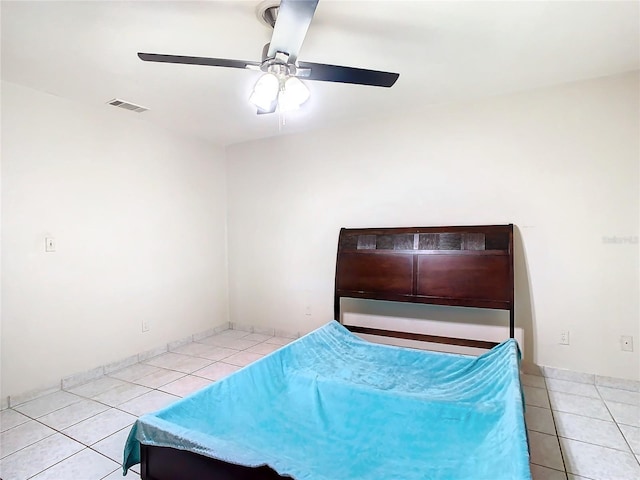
[3,355,630,478]
[1,331,282,478]
[524,401,611,424]
[539,375,570,477]
[4,402,139,478]
[2,415,88,475]
[5,324,233,409]
[525,377,640,459]
[528,460,569,476]
[524,370,640,394]
[4,329,282,410]
[595,383,640,465]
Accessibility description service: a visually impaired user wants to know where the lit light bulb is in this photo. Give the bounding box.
[278,76,310,112]
[249,73,280,111]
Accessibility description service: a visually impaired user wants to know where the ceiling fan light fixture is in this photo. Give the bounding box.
[249,73,280,111]
[279,76,310,111]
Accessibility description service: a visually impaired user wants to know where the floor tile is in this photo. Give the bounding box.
[194,362,241,381]
[195,346,241,362]
[542,367,594,385]
[171,341,224,357]
[102,468,139,478]
[91,426,133,463]
[158,375,213,397]
[247,342,282,355]
[528,430,565,471]
[117,390,180,416]
[597,385,640,406]
[554,411,629,451]
[37,399,109,430]
[63,409,136,445]
[29,447,119,480]
[560,437,640,480]
[0,409,30,433]
[223,351,264,367]
[595,375,640,393]
[529,464,567,480]
[264,336,294,346]
[243,333,272,342]
[619,424,640,454]
[198,336,260,350]
[144,352,213,373]
[0,420,56,458]
[12,390,83,418]
[92,382,151,407]
[525,405,556,435]
[546,378,599,398]
[524,385,551,408]
[216,329,251,339]
[0,433,84,480]
[548,391,611,421]
[521,374,546,389]
[108,363,162,382]
[133,368,185,388]
[605,400,640,427]
[67,376,130,398]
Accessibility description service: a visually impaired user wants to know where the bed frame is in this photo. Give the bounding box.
[138,224,515,480]
[334,224,515,349]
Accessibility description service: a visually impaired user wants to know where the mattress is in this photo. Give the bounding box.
[123,321,531,480]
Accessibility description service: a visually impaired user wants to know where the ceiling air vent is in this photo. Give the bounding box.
[107,98,148,113]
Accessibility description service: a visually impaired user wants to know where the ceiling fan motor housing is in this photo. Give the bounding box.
[257,1,280,28]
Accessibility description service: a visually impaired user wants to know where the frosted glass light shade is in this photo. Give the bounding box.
[279,76,310,112]
[249,73,279,111]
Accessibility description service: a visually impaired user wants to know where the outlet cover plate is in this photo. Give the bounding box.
[621,336,633,352]
[45,237,56,252]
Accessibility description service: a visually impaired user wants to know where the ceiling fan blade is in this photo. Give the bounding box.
[138,53,261,70]
[298,62,399,87]
[267,0,319,63]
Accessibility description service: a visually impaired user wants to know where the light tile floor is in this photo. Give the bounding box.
[0,329,293,480]
[1,331,638,479]
[522,373,640,480]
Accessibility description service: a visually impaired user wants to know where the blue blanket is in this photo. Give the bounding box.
[123,321,530,479]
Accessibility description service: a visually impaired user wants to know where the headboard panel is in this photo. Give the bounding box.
[334,224,514,349]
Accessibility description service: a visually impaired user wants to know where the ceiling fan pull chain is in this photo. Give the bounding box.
[279,108,286,129]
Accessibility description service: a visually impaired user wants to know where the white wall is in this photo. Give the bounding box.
[226,72,639,380]
[1,81,229,397]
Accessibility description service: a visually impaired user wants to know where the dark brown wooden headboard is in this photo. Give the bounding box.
[333,224,514,349]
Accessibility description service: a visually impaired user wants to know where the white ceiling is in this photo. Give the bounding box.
[2,1,638,147]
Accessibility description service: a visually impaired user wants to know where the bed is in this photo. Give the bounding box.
[123,224,529,480]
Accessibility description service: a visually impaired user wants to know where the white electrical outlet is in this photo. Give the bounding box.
[45,237,56,252]
[621,336,634,352]
[142,319,150,333]
[559,330,570,345]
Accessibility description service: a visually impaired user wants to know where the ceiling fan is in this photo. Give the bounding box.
[138,0,399,114]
